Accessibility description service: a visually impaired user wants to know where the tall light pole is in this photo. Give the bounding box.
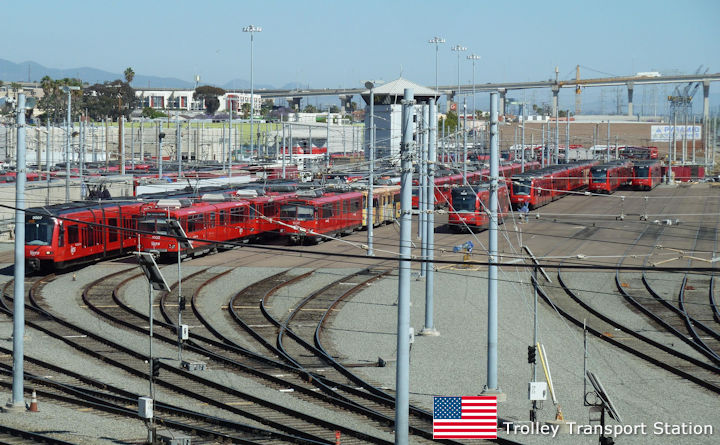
[365,81,376,256]
[428,36,445,99]
[467,54,481,149]
[243,25,262,159]
[451,44,467,109]
[61,85,80,203]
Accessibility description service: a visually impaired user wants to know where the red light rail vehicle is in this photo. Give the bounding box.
[448,183,511,232]
[138,197,253,259]
[277,189,363,244]
[588,160,634,194]
[25,200,145,273]
[509,160,597,210]
[631,160,663,190]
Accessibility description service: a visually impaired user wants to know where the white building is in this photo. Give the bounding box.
[134,88,263,113]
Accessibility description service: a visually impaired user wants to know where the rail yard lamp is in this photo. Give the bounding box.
[467,54,481,148]
[243,25,262,159]
[428,36,445,99]
[61,85,80,202]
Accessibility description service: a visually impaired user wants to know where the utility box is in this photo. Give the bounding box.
[138,396,153,419]
[182,360,206,372]
[158,435,191,445]
[528,382,547,401]
[179,324,189,341]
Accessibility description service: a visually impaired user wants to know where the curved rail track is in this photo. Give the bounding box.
[532,187,720,394]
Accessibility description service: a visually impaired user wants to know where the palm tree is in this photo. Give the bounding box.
[124,67,135,84]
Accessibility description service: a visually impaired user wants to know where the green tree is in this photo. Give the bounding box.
[37,77,83,124]
[303,104,318,113]
[260,99,274,116]
[194,85,225,115]
[141,107,167,119]
[329,105,340,114]
[240,102,251,119]
[82,80,136,121]
[440,111,459,134]
[124,67,135,84]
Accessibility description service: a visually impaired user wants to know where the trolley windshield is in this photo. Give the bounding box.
[25,217,54,246]
[512,180,532,196]
[138,217,170,235]
[279,204,315,221]
[634,166,650,178]
[451,191,476,212]
[591,169,607,182]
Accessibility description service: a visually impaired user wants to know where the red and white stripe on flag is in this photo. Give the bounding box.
[433,396,497,439]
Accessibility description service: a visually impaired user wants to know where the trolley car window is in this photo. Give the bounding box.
[187,215,204,232]
[230,207,246,224]
[108,218,118,243]
[321,204,332,219]
[67,225,79,244]
[25,220,54,246]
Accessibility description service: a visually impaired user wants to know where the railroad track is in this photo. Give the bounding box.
[0,274,384,444]
[531,187,720,393]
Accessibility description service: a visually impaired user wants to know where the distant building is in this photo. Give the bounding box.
[134,88,263,113]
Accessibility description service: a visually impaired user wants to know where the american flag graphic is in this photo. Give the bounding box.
[433,396,497,439]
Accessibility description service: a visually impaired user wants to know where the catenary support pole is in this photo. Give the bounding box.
[46,118,51,205]
[521,104,525,172]
[177,118,182,178]
[463,99,468,183]
[482,91,505,401]
[420,98,439,337]
[367,86,375,256]
[395,88,414,445]
[420,103,429,277]
[9,94,26,411]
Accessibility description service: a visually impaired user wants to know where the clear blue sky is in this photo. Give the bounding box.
[4,1,719,96]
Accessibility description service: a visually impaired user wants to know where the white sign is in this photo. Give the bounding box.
[651,125,701,142]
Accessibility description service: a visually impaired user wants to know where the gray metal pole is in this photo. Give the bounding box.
[521,104,525,172]
[682,110,687,165]
[139,121,144,163]
[117,116,124,175]
[282,123,286,179]
[177,119,182,178]
[417,112,424,241]
[421,98,439,337]
[326,108,330,170]
[420,104,429,277]
[221,123,226,172]
[484,91,503,399]
[541,123,545,167]
[692,115,696,164]
[367,87,375,256]
[395,88,414,445]
[554,96,559,164]
[249,31,256,157]
[46,120,51,205]
[158,123,163,178]
[178,248,183,362]
[463,99,467,183]
[606,121,611,163]
[148,283,154,398]
[228,104,232,177]
[65,90,71,202]
[10,93,26,411]
[130,121,135,170]
[566,110,570,161]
